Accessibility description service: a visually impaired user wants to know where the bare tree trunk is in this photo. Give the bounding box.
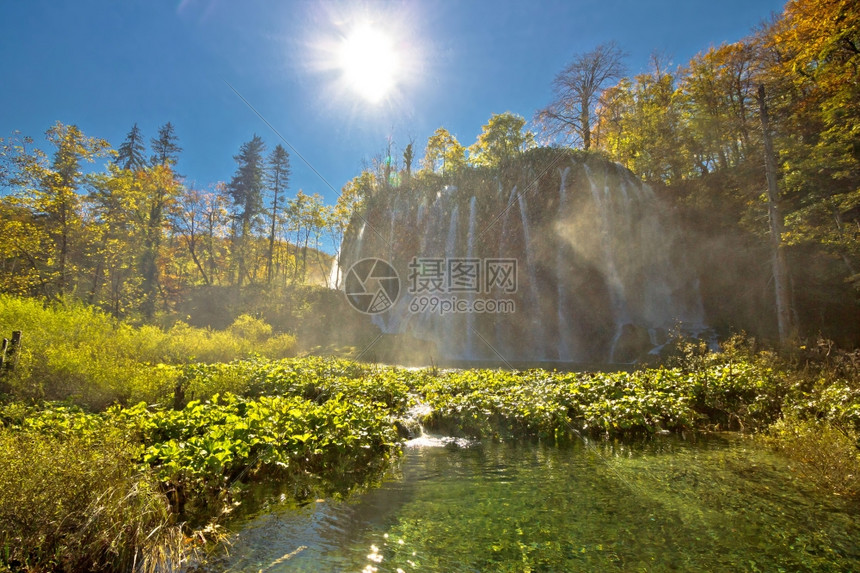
[580,101,591,151]
[267,188,278,284]
[757,84,795,344]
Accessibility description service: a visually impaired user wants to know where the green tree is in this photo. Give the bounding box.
[115,123,147,172]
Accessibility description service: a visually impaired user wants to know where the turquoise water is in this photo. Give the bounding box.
[214,434,859,572]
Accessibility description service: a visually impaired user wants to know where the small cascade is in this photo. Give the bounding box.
[328,254,341,290]
[584,165,630,362]
[465,196,478,359]
[399,401,474,449]
[516,190,545,360]
[555,167,573,361]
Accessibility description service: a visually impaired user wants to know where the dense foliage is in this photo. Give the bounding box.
[581,0,860,342]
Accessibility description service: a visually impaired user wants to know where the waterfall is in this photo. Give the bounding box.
[339,152,709,365]
[352,221,366,261]
[437,204,460,356]
[328,254,341,290]
[445,204,460,258]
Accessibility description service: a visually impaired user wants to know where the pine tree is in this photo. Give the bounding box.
[228,135,267,287]
[265,144,290,284]
[402,141,414,181]
[115,123,147,171]
[150,122,182,167]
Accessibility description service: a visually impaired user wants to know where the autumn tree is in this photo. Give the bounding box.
[172,186,218,285]
[469,112,535,167]
[423,127,466,175]
[86,166,149,315]
[536,41,626,150]
[139,122,182,317]
[37,123,111,296]
[595,54,689,183]
[765,0,860,289]
[0,134,52,294]
[679,43,757,174]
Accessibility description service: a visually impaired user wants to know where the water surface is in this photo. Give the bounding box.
[215,434,859,572]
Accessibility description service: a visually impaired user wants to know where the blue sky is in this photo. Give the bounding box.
[1,0,786,206]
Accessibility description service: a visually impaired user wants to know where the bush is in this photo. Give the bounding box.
[766,415,860,498]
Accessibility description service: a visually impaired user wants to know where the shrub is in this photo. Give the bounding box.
[766,415,860,498]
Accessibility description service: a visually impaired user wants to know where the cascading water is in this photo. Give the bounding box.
[495,187,520,358]
[516,188,546,360]
[339,151,709,364]
[585,164,632,362]
[556,167,573,361]
[465,196,477,359]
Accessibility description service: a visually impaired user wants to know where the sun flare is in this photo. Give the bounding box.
[337,23,400,103]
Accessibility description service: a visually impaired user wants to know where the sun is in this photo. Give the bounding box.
[337,23,400,104]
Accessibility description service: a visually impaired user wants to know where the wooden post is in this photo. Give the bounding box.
[4,331,21,371]
[757,84,795,344]
[0,338,7,369]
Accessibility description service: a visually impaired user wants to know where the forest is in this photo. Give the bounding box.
[1,0,858,344]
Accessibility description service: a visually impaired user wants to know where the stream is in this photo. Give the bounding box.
[210,433,859,572]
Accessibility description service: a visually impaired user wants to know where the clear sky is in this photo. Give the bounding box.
[1,0,786,206]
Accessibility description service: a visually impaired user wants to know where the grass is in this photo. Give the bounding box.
[0,424,192,573]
